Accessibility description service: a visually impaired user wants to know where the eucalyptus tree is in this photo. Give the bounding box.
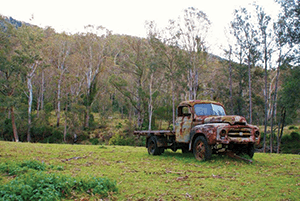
[46,32,72,128]
[110,36,152,129]
[146,20,185,129]
[76,25,109,128]
[0,17,20,141]
[273,14,296,153]
[256,5,272,152]
[231,7,261,124]
[14,25,44,142]
[276,0,300,63]
[177,7,211,100]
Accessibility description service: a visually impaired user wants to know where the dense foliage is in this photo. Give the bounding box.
[0,2,300,153]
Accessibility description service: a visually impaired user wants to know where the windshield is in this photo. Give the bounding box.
[194,103,226,116]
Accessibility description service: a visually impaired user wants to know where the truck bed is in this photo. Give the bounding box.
[134,130,175,136]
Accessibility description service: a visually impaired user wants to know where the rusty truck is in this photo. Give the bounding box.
[134,100,260,161]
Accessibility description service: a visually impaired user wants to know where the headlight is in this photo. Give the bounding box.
[220,129,227,138]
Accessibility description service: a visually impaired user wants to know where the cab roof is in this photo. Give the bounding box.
[178,100,224,107]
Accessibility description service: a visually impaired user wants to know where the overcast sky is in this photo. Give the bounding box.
[1,0,281,57]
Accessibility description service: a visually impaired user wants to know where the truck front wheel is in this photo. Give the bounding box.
[193,136,212,161]
[247,144,254,158]
[148,136,162,155]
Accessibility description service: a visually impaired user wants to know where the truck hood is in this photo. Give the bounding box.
[203,115,247,125]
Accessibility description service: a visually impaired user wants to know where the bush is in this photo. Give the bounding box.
[0,173,117,200]
[288,125,298,130]
[19,160,47,171]
[0,162,28,176]
[89,138,100,145]
[0,160,63,176]
[0,162,117,200]
[0,172,76,200]
[281,134,292,143]
[290,131,300,140]
[281,131,300,154]
[76,176,118,197]
[109,133,135,146]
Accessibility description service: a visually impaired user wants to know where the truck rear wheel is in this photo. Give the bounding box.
[148,136,162,155]
[193,136,212,161]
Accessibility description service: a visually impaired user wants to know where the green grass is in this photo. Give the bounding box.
[0,141,299,200]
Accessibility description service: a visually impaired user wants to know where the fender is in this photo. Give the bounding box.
[188,124,219,150]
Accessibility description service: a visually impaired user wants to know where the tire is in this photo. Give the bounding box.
[193,136,212,161]
[247,144,255,158]
[147,136,162,155]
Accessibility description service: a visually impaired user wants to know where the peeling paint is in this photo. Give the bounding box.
[134,100,261,159]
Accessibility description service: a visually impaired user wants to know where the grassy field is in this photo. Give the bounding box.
[0,141,299,200]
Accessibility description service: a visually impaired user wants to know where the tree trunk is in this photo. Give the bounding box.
[188,69,193,100]
[11,106,19,142]
[228,46,234,115]
[248,52,252,124]
[85,106,90,128]
[277,107,286,153]
[27,76,33,142]
[37,94,40,118]
[85,46,93,128]
[171,80,175,131]
[270,50,281,153]
[57,76,61,127]
[137,78,143,129]
[41,70,45,110]
[148,74,153,131]
[64,110,67,142]
[263,34,268,153]
[194,69,198,100]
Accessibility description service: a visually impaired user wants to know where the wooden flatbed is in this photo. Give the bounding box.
[133,130,174,136]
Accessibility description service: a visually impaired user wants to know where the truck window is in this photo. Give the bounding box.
[178,106,191,117]
[194,104,226,116]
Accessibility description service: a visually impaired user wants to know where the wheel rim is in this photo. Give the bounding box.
[195,141,205,160]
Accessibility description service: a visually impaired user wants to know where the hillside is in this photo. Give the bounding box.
[0,141,299,200]
[1,12,300,159]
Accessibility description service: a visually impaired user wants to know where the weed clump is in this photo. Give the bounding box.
[0,160,118,200]
[0,160,62,176]
[0,171,117,200]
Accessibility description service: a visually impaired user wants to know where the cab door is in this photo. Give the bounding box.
[175,105,193,143]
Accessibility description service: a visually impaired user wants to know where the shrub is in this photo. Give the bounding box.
[89,138,100,145]
[116,122,123,129]
[288,125,298,130]
[281,134,291,143]
[0,171,118,200]
[20,160,47,171]
[76,176,118,197]
[108,133,135,146]
[0,171,75,200]
[0,162,28,176]
[0,160,63,176]
[290,131,300,140]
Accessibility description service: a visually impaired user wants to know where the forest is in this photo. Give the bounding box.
[0,1,299,153]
